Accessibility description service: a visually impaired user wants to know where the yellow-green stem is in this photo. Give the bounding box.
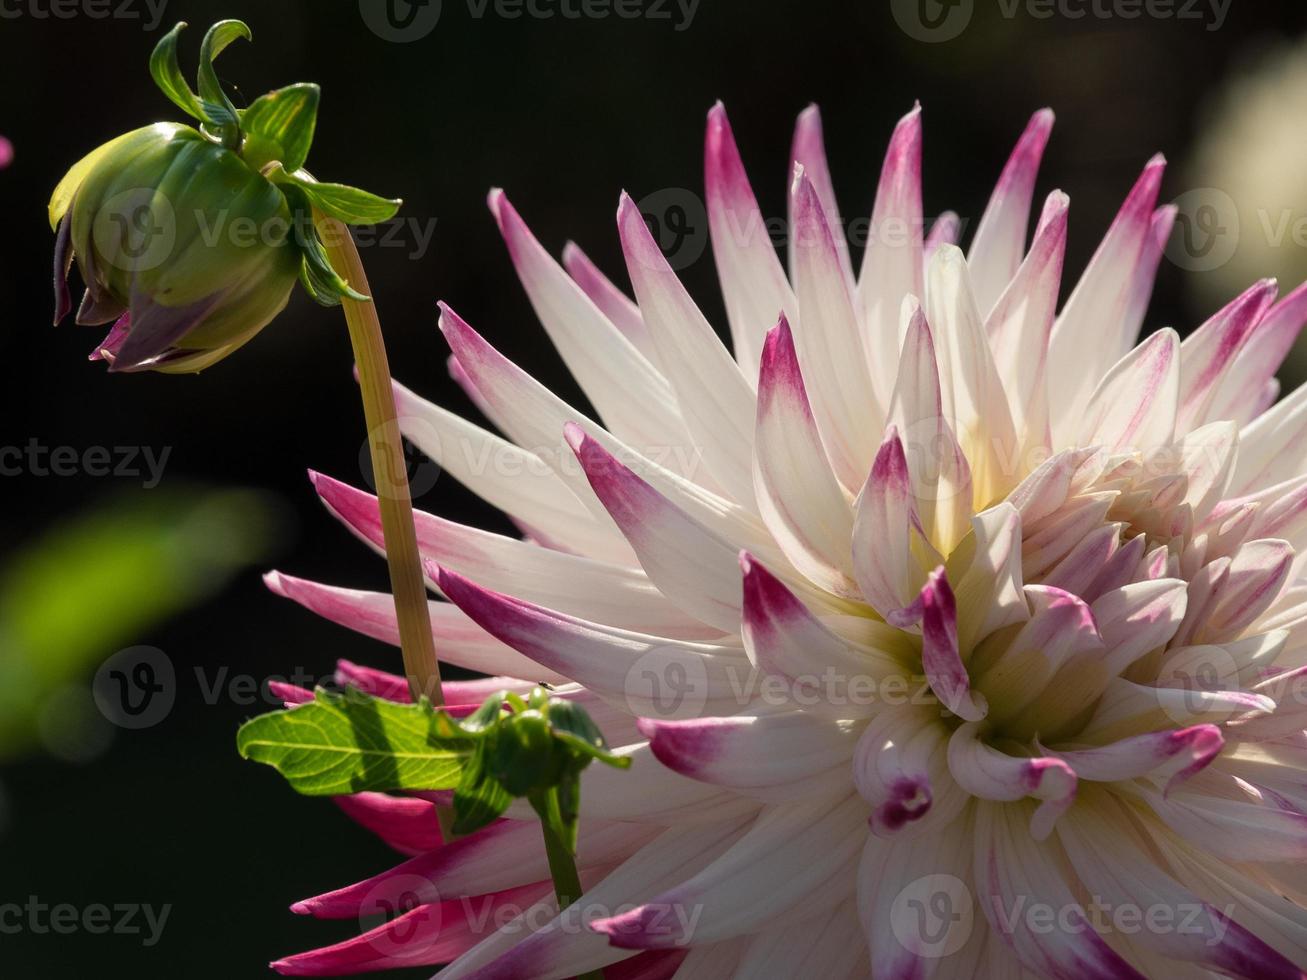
[316,213,455,840]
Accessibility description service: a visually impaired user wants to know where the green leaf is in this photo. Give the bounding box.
[266,165,401,224]
[548,700,633,769]
[236,689,474,796]
[451,737,514,835]
[149,22,206,122]
[196,19,251,141]
[239,83,320,173]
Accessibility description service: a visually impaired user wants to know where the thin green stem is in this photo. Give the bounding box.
[315,212,455,840]
[531,788,604,980]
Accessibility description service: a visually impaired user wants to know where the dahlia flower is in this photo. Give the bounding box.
[267,103,1307,978]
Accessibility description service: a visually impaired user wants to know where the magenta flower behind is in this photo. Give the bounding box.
[247,100,1307,978]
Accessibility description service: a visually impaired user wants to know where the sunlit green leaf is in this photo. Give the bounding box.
[236,690,474,796]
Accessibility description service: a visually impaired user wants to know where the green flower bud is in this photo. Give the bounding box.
[50,20,400,373]
[491,710,566,797]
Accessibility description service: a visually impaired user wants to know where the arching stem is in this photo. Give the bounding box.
[316,213,455,839]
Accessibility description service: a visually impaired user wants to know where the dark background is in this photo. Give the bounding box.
[2,0,1306,975]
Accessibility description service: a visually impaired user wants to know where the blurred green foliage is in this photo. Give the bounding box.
[0,488,279,761]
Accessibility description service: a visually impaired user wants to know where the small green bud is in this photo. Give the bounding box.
[491,709,567,797]
[49,20,400,373]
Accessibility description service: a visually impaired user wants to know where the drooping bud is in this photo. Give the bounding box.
[50,20,400,373]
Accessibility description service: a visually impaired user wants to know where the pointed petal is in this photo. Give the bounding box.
[312,472,711,639]
[436,564,749,717]
[788,103,851,285]
[857,104,924,390]
[263,571,564,685]
[705,103,797,379]
[790,167,883,490]
[753,317,858,595]
[617,192,759,505]
[918,567,988,723]
[1048,155,1166,441]
[968,108,1055,315]
[1076,328,1181,453]
[490,191,687,453]
[561,240,657,365]
[1176,278,1278,434]
[986,191,1068,464]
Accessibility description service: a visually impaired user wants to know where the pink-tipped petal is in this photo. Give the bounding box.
[753,316,858,596]
[968,108,1055,315]
[705,103,798,380]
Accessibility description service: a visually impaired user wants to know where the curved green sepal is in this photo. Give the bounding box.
[283,185,370,305]
[149,23,207,122]
[240,83,320,173]
[235,688,474,796]
[197,19,252,144]
[267,164,401,225]
[548,699,632,769]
